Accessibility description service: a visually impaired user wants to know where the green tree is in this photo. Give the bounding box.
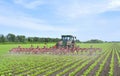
[6,33,16,42]
[16,35,26,42]
[85,39,104,43]
[0,34,5,43]
[27,37,34,42]
[33,37,39,42]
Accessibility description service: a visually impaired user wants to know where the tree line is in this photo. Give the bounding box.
[84,39,104,43]
[0,33,111,44]
[0,33,60,43]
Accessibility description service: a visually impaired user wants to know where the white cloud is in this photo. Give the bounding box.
[53,0,120,19]
[0,15,78,33]
[53,0,107,19]
[108,0,120,10]
[12,0,120,19]
[13,0,45,9]
[0,1,78,34]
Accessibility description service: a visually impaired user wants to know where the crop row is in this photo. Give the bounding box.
[109,50,114,76]
[82,49,110,76]
[95,50,111,76]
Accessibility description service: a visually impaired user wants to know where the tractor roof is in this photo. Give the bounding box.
[62,35,74,37]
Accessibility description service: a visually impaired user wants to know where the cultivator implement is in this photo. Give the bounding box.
[9,35,102,55]
[9,45,102,55]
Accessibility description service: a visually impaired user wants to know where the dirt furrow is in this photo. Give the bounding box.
[114,51,120,76]
[87,54,106,76]
[49,59,87,76]
[71,56,99,76]
[99,51,112,76]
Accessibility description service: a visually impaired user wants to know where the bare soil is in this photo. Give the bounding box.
[99,51,112,76]
[114,52,120,76]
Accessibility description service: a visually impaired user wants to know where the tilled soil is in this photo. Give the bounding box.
[114,53,120,76]
[87,54,106,76]
[99,51,112,76]
[49,59,81,76]
[62,58,90,76]
[72,56,99,76]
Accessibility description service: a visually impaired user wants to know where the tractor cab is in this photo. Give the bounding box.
[61,35,76,47]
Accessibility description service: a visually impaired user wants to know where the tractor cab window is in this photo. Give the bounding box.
[69,37,74,41]
[62,35,75,42]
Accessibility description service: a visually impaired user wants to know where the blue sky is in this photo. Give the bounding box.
[0,0,120,41]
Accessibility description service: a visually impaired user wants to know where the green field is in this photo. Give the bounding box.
[0,43,120,76]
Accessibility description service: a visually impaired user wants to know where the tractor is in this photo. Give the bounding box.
[56,35,76,48]
[9,35,102,55]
